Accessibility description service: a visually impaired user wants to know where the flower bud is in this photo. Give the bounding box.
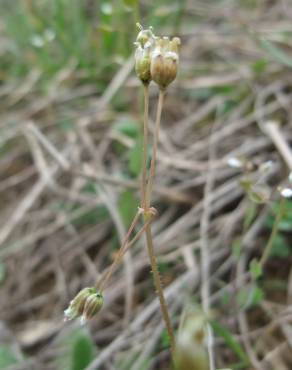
[150,37,180,89]
[64,287,103,324]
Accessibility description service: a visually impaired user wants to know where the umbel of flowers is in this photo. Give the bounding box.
[134,24,181,89]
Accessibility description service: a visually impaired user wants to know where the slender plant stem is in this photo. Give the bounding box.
[260,198,285,266]
[97,210,142,291]
[119,212,156,259]
[146,89,165,209]
[141,86,175,354]
[145,225,176,355]
[141,83,149,210]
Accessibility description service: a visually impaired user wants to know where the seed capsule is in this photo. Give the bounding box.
[135,43,152,84]
[64,287,103,324]
[150,37,181,89]
[134,24,156,85]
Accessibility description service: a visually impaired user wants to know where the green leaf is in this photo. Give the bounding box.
[160,329,170,349]
[211,321,248,364]
[251,59,268,74]
[237,284,264,309]
[0,346,19,368]
[118,190,138,228]
[243,202,257,230]
[56,328,96,370]
[113,120,139,139]
[260,39,292,68]
[247,185,270,204]
[71,334,95,370]
[123,0,138,8]
[128,135,143,177]
[270,234,291,258]
[249,259,262,280]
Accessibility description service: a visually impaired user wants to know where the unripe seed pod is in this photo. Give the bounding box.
[81,291,104,324]
[64,287,103,324]
[135,44,152,84]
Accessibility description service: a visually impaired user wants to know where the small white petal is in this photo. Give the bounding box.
[80,315,87,325]
[289,172,292,184]
[281,188,292,198]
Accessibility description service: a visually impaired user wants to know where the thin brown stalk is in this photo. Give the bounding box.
[141,83,149,209]
[146,89,165,209]
[119,212,156,258]
[97,210,142,291]
[145,225,176,355]
[142,87,175,355]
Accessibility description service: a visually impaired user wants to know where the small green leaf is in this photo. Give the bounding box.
[128,135,143,177]
[248,185,270,204]
[113,120,139,139]
[160,329,170,349]
[237,284,264,309]
[270,234,291,258]
[123,0,138,8]
[249,259,262,280]
[72,334,95,370]
[56,328,96,370]
[260,39,292,68]
[251,59,268,74]
[211,321,248,364]
[243,203,257,230]
[0,346,19,368]
[118,190,138,228]
[57,120,75,131]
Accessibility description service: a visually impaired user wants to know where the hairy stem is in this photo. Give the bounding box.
[142,87,175,354]
[145,225,176,355]
[146,89,165,209]
[97,210,142,291]
[141,83,149,209]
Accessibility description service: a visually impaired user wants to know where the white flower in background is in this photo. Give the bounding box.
[280,188,292,199]
[227,157,244,168]
[31,35,44,48]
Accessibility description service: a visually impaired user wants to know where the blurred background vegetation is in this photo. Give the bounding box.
[0,0,292,369]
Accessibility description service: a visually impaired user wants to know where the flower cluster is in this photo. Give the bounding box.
[64,287,103,325]
[134,24,180,89]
